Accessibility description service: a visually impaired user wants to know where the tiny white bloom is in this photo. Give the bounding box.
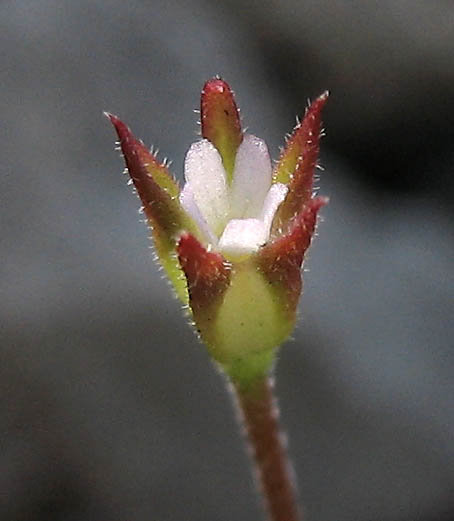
[180,135,288,256]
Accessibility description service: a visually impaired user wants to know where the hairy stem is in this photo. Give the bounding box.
[233,376,302,521]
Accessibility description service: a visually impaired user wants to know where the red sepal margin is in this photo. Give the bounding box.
[258,197,328,316]
[177,233,231,325]
[107,114,184,237]
[272,92,328,233]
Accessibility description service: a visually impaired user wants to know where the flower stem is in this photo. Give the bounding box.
[232,376,302,521]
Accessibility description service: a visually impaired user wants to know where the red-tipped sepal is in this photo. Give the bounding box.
[177,233,231,341]
[201,78,243,182]
[107,113,180,198]
[107,114,198,302]
[272,92,328,233]
[258,196,328,318]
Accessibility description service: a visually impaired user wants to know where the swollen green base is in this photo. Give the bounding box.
[205,263,293,390]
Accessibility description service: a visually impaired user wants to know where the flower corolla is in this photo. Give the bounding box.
[180,135,288,257]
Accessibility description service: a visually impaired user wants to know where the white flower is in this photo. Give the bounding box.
[180,134,288,256]
[108,78,328,379]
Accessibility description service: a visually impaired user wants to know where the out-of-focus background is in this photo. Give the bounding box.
[1,1,453,520]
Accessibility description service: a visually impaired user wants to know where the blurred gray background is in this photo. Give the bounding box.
[1,1,454,520]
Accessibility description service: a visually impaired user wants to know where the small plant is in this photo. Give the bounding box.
[106,78,328,521]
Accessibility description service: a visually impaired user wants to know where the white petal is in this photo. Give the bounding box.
[260,182,288,231]
[218,218,268,255]
[179,183,218,245]
[230,134,272,219]
[184,139,229,235]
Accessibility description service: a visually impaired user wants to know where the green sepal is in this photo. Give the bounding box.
[107,114,200,303]
[272,92,328,186]
[201,78,243,184]
[257,197,328,321]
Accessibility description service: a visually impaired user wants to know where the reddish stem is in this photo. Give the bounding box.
[233,377,302,521]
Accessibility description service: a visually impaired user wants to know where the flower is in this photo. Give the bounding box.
[106,78,328,389]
